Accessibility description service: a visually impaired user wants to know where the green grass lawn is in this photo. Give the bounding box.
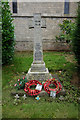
[2,51,79,119]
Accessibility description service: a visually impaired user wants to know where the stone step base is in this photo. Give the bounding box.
[27,68,51,81]
[30,62,46,72]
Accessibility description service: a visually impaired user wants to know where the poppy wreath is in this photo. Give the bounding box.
[44,78,62,94]
[24,80,42,96]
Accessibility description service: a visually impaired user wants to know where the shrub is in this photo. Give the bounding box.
[14,77,28,90]
[2,2,15,64]
[56,19,75,45]
[72,2,80,72]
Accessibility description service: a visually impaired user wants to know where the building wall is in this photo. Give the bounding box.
[9,2,78,51]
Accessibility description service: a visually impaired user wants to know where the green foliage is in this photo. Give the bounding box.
[2,2,15,64]
[56,19,75,45]
[72,2,80,67]
[3,51,77,87]
[59,71,79,104]
[14,76,28,90]
[2,52,33,87]
[2,52,79,118]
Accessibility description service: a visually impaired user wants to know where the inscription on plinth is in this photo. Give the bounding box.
[33,13,43,63]
[34,43,42,61]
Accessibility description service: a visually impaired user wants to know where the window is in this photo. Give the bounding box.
[12,0,17,13]
[64,0,69,14]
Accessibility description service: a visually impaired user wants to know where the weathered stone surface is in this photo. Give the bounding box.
[27,68,51,81]
[39,90,49,97]
[9,2,78,51]
[59,96,65,101]
[10,2,77,17]
[31,62,46,72]
[11,89,26,96]
[27,13,50,81]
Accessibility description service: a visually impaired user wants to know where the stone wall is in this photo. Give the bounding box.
[9,2,78,51]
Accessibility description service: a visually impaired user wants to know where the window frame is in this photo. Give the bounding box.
[12,1,17,13]
[64,0,69,14]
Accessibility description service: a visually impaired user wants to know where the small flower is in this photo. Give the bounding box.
[53,78,55,80]
[20,81,22,84]
[72,20,74,22]
[14,83,17,86]
[23,77,25,79]
[35,96,40,100]
[19,83,21,86]
[18,79,20,81]
[59,71,62,73]
[14,94,19,99]
[22,94,27,100]
[63,31,66,34]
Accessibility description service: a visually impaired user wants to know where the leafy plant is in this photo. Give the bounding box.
[56,19,75,45]
[72,2,80,70]
[2,2,15,64]
[2,52,79,118]
[14,76,28,90]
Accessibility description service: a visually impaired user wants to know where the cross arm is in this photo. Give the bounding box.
[29,20,34,29]
[29,19,46,29]
[41,19,46,28]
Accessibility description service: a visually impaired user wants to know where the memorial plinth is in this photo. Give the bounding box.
[27,13,51,81]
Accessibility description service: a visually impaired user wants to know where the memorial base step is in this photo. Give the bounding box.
[30,62,46,72]
[27,68,51,81]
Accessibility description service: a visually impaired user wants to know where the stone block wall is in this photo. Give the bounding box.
[9,2,78,51]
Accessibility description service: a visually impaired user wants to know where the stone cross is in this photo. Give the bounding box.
[29,13,46,63]
[27,13,50,81]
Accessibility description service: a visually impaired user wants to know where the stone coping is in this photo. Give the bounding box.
[28,68,49,74]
